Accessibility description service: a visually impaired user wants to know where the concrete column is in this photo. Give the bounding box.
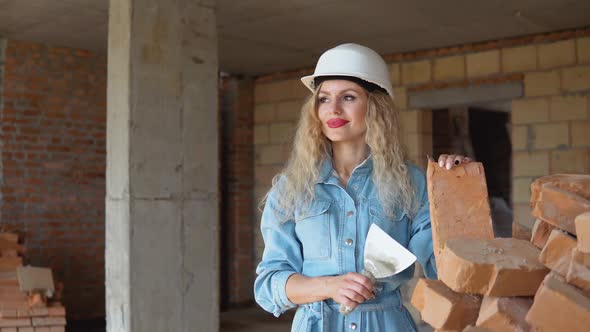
[106,1,218,331]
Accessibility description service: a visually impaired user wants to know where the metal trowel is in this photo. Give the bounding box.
[339,223,417,315]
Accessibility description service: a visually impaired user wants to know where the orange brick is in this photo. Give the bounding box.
[426,161,494,269]
[0,234,18,244]
[33,328,49,332]
[0,309,18,319]
[475,296,533,331]
[530,174,590,204]
[45,307,64,318]
[576,212,590,253]
[0,318,30,327]
[525,273,590,331]
[438,238,548,296]
[0,258,22,273]
[532,185,590,235]
[566,249,590,295]
[1,328,17,332]
[530,219,556,249]
[512,220,532,241]
[48,327,64,332]
[17,328,33,332]
[30,317,65,327]
[411,278,481,330]
[539,229,577,276]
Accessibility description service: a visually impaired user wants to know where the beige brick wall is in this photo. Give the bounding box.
[253,31,590,266]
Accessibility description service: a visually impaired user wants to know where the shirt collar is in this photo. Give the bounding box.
[317,154,373,184]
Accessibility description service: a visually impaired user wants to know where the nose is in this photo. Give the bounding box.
[328,100,342,115]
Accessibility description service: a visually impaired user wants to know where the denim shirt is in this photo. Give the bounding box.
[254,157,437,332]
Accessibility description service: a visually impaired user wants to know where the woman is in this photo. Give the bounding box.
[254,43,469,332]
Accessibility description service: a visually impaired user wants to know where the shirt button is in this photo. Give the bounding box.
[345,239,353,246]
[347,211,354,217]
[349,322,357,330]
[353,185,359,190]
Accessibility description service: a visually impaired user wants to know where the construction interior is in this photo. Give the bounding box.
[0,0,589,331]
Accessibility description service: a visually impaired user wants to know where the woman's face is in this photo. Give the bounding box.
[317,80,369,145]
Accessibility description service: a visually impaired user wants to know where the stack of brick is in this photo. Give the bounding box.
[413,161,544,330]
[525,175,590,331]
[0,233,66,332]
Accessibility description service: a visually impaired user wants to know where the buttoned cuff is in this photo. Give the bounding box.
[271,271,297,317]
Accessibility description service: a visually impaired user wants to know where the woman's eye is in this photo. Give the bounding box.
[343,95,356,101]
[318,97,329,103]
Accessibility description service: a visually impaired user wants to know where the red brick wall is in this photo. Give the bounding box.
[219,76,255,307]
[0,40,106,319]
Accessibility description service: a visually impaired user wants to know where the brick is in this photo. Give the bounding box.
[531,219,556,249]
[392,87,407,110]
[532,122,569,149]
[532,185,590,235]
[18,328,34,332]
[538,40,576,69]
[426,161,494,269]
[512,220,533,241]
[466,50,500,78]
[389,63,401,86]
[254,104,275,124]
[512,177,533,204]
[578,37,590,64]
[411,278,481,330]
[530,174,590,203]
[254,79,308,103]
[512,152,549,177]
[563,65,590,92]
[402,60,432,85]
[46,306,65,317]
[501,45,537,73]
[438,238,548,296]
[525,272,590,331]
[511,125,528,150]
[551,149,590,174]
[539,229,576,276]
[0,257,22,272]
[31,317,65,327]
[1,328,17,332]
[32,328,49,332]
[0,309,18,319]
[524,70,560,97]
[566,248,590,294]
[0,318,30,327]
[549,95,588,121]
[275,100,302,122]
[253,125,269,144]
[255,145,286,165]
[475,296,533,331]
[511,98,549,124]
[577,212,590,253]
[462,326,490,332]
[434,55,465,81]
[254,165,281,187]
[269,122,294,144]
[48,327,64,332]
[0,234,18,244]
[572,120,590,147]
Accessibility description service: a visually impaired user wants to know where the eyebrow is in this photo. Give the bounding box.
[318,88,361,95]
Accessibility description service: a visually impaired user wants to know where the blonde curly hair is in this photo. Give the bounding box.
[265,84,417,220]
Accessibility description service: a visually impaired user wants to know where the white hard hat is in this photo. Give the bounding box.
[301,43,394,98]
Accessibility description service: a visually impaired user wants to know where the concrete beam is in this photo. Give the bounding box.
[106,1,218,331]
[408,82,523,110]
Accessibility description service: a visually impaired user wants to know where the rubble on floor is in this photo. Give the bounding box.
[0,232,66,332]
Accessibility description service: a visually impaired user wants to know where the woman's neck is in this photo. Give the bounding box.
[331,141,369,187]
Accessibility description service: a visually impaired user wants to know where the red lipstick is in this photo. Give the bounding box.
[327,118,349,128]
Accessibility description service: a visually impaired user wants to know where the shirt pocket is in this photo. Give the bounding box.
[294,199,332,261]
[368,199,407,223]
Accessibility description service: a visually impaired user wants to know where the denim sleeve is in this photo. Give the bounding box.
[253,191,302,317]
[407,167,438,279]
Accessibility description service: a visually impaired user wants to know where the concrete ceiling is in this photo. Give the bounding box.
[1,0,589,76]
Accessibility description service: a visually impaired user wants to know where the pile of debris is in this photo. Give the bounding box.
[0,232,66,331]
[412,163,589,331]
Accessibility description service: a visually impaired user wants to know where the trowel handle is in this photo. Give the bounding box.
[338,270,376,316]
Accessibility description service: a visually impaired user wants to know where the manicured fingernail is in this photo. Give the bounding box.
[454,160,460,166]
[439,161,444,167]
[446,164,451,170]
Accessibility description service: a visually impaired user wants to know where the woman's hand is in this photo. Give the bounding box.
[326,272,374,310]
[437,154,472,170]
